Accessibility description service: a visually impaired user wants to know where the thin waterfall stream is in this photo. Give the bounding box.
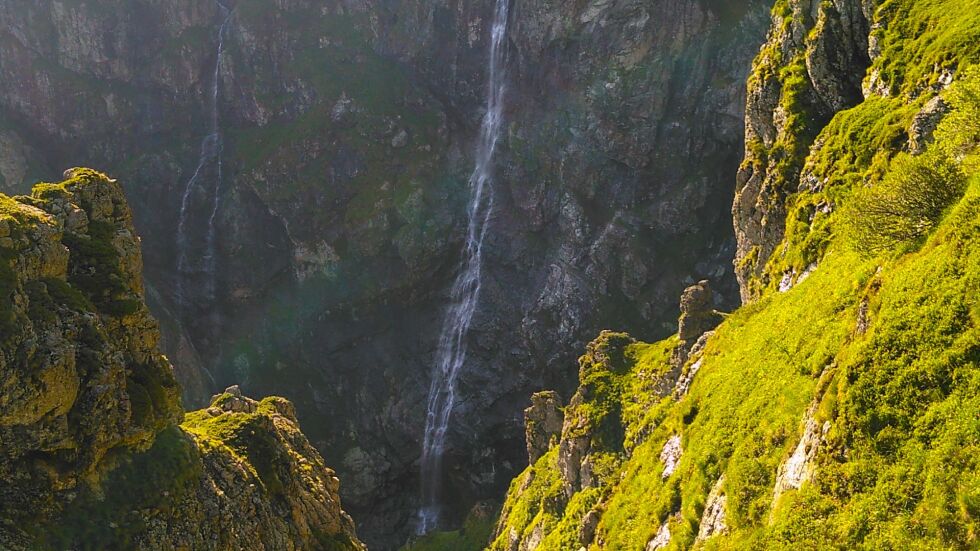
[416,0,511,535]
[176,0,232,312]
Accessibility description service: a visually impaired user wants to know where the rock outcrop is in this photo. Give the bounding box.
[524,391,563,464]
[0,170,362,550]
[695,476,729,543]
[678,280,721,344]
[671,280,723,370]
[557,332,635,498]
[733,0,874,301]
[0,168,183,524]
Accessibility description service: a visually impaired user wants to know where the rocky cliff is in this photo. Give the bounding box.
[0,0,771,546]
[489,0,980,548]
[733,0,875,301]
[0,169,362,550]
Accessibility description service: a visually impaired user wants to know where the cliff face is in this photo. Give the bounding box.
[0,1,771,545]
[491,0,980,548]
[733,0,875,300]
[0,169,362,551]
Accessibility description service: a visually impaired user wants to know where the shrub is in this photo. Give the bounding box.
[936,66,980,167]
[843,150,967,256]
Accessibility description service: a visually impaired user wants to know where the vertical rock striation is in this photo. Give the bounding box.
[0,1,771,545]
[733,0,875,301]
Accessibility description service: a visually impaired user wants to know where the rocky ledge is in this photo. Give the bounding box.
[0,169,362,550]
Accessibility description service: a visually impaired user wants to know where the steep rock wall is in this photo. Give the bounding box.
[0,1,769,546]
[0,169,363,550]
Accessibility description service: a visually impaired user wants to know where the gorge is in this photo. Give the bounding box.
[2,0,980,549]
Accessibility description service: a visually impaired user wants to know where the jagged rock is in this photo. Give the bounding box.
[0,169,182,527]
[773,403,830,507]
[0,171,363,550]
[696,476,729,543]
[558,332,634,497]
[909,96,951,153]
[525,391,564,464]
[672,281,722,370]
[673,330,714,398]
[678,280,721,343]
[660,435,683,480]
[579,508,601,546]
[646,520,672,550]
[734,0,872,301]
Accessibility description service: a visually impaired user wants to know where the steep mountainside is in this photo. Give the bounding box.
[0,0,770,545]
[0,169,362,550]
[489,0,980,548]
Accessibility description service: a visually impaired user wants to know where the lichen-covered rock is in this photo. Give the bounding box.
[557,332,635,497]
[0,168,182,525]
[733,0,874,301]
[0,170,362,550]
[524,391,564,464]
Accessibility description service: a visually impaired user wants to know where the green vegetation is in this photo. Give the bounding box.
[870,0,980,97]
[182,396,295,499]
[33,427,204,550]
[495,3,980,548]
[842,149,967,255]
[29,169,143,316]
[497,165,980,547]
[402,511,497,551]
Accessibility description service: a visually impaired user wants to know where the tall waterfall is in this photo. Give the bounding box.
[417,0,511,535]
[176,1,232,311]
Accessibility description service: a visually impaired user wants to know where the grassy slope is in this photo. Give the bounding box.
[486,0,980,549]
[489,155,980,551]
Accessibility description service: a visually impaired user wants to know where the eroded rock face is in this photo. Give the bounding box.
[0,168,182,523]
[908,96,951,153]
[646,520,672,551]
[671,280,722,371]
[557,332,634,498]
[659,434,683,480]
[0,1,770,545]
[0,171,363,551]
[165,393,365,551]
[525,390,564,464]
[772,388,831,508]
[733,0,874,301]
[696,476,729,543]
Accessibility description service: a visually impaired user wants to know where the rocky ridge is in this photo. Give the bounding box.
[488,0,980,548]
[0,169,362,550]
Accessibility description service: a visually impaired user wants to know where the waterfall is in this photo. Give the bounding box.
[176,1,232,312]
[416,0,511,535]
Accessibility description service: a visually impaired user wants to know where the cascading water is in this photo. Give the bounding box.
[176,1,232,312]
[416,0,511,535]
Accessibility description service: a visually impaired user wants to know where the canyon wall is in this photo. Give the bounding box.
[0,1,768,545]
